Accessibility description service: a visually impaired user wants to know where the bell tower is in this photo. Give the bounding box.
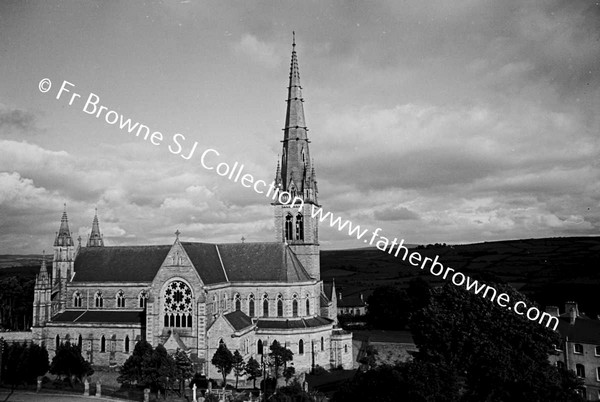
[274,33,320,280]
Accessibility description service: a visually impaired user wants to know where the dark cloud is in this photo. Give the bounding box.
[0,107,36,133]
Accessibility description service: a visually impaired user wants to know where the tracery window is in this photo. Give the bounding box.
[95,291,103,308]
[285,213,293,241]
[139,291,148,308]
[116,290,125,308]
[292,294,298,317]
[73,291,82,308]
[262,294,269,317]
[248,294,255,317]
[234,293,241,311]
[295,213,304,240]
[277,294,284,317]
[163,280,193,328]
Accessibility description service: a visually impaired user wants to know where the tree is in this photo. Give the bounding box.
[268,340,293,382]
[231,350,245,390]
[283,366,295,385]
[406,276,431,312]
[118,339,153,386]
[410,283,584,401]
[142,344,177,394]
[174,349,194,395]
[211,343,233,388]
[49,341,93,385]
[366,286,410,329]
[245,356,262,389]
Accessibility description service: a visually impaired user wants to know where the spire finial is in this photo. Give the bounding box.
[292,31,296,48]
[175,229,181,240]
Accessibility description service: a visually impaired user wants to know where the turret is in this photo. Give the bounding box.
[33,252,52,326]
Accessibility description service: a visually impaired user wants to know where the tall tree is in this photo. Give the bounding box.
[245,356,261,389]
[142,344,177,394]
[49,341,93,385]
[211,343,233,388]
[366,286,410,329]
[410,283,584,401]
[268,340,293,382]
[118,339,153,386]
[231,350,245,390]
[174,349,194,395]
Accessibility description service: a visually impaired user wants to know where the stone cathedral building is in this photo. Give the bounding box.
[31,39,353,378]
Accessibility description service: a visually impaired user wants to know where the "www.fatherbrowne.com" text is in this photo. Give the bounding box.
[309,206,559,331]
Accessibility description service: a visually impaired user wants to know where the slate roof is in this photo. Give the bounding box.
[256,316,333,330]
[73,245,171,282]
[556,316,600,344]
[72,241,312,284]
[51,310,145,325]
[338,294,367,308]
[224,310,254,331]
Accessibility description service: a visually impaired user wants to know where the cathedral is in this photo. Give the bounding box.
[31,38,354,379]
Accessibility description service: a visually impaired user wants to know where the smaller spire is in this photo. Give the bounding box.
[87,208,104,247]
[54,204,74,247]
[241,236,245,243]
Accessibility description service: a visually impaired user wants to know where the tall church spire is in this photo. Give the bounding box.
[279,32,317,204]
[86,208,104,247]
[273,34,321,280]
[54,204,74,247]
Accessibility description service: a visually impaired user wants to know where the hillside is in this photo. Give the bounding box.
[321,236,600,318]
[2,237,599,317]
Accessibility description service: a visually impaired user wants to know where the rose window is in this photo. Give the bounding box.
[163,280,193,328]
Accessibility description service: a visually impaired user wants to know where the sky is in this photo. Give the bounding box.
[1,0,599,254]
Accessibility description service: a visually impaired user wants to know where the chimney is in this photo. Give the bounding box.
[565,301,579,325]
[360,293,364,302]
[545,306,559,317]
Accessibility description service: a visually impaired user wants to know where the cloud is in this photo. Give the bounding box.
[0,106,37,133]
[234,34,281,68]
[373,205,420,221]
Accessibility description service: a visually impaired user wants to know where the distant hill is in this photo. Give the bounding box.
[321,237,600,318]
[2,237,599,317]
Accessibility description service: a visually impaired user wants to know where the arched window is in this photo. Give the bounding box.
[55,334,60,349]
[139,291,148,308]
[78,334,83,349]
[163,280,193,328]
[277,294,284,317]
[295,213,304,240]
[321,337,324,351]
[125,335,130,353]
[257,339,263,355]
[285,213,293,241]
[299,339,304,355]
[213,295,218,313]
[234,293,241,311]
[116,290,125,308]
[344,344,348,353]
[248,294,255,317]
[306,296,310,316]
[292,294,298,317]
[100,335,106,353]
[219,338,225,347]
[73,291,82,308]
[262,294,269,317]
[94,291,103,308]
